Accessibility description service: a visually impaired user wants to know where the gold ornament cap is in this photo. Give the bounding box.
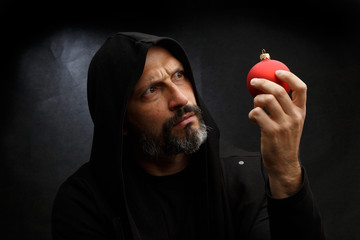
[260,49,270,60]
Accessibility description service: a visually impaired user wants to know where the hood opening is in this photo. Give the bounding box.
[86,32,232,240]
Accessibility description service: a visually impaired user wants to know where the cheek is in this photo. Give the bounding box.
[183,85,197,105]
[128,103,168,134]
[145,109,165,130]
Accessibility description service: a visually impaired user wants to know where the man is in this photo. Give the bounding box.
[52,32,325,239]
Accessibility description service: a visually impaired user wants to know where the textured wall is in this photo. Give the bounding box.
[2,2,360,239]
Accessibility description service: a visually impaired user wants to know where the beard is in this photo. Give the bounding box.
[130,105,208,157]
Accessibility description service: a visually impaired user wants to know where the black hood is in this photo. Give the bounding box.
[87,32,232,240]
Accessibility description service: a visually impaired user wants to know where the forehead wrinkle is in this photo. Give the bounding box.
[132,69,163,97]
[144,57,183,82]
[164,58,183,75]
[133,48,184,96]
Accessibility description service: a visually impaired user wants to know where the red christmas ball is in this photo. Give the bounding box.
[246,50,291,97]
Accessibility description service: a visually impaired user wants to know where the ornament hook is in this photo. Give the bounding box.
[260,49,270,60]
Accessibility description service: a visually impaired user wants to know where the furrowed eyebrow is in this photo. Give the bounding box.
[133,66,185,97]
[134,79,161,96]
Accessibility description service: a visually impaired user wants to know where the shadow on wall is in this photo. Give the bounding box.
[2,28,108,239]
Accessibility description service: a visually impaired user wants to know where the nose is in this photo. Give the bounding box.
[168,84,189,111]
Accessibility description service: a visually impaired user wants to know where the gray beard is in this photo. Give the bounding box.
[140,121,208,157]
[132,104,208,157]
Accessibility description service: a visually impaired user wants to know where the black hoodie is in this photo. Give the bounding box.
[52,32,325,240]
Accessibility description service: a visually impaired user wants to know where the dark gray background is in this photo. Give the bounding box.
[2,1,360,239]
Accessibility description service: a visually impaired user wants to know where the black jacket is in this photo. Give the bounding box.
[52,32,325,240]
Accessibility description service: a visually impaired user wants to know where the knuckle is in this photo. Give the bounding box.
[256,94,276,106]
[274,87,287,97]
[299,82,307,92]
[249,107,262,123]
[265,94,276,103]
[252,107,262,115]
[294,111,304,122]
[253,95,261,104]
[249,107,260,118]
[290,112,304,129]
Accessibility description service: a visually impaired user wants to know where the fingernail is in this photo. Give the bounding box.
[250,78,258,85]
[275,70,284,76]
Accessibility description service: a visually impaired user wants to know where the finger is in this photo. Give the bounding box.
[249,107,276,132]
[254,94,286,121]
[275,70,307,110]
[250,78,294,115]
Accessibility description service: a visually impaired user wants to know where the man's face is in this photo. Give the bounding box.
[125,46,207,156]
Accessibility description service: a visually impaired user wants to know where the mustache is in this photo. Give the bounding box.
[164,105,203,129]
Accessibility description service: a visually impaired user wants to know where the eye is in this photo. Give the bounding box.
[174,71,184,80]
[144,86,157,95]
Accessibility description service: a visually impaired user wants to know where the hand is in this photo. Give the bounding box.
[248,70,307,198]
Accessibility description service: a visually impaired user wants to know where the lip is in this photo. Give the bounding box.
[173,112,196,128]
